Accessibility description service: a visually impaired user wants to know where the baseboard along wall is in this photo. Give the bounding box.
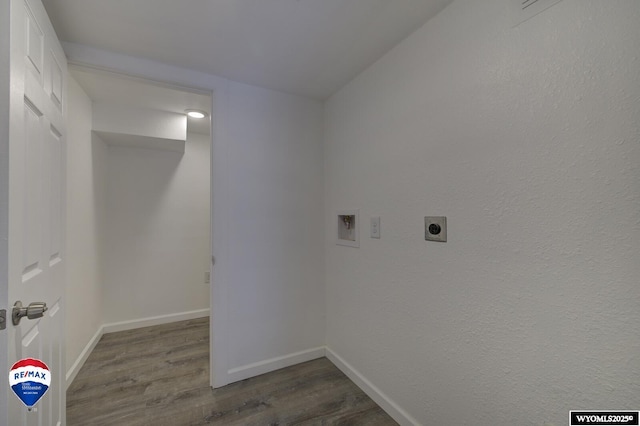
[66,315,416,426]
[226,347,326,384]
[101,308,210,334]
[65,309,210,390]
[66,326,104,390]
[325,348,420,426]
[225,346,417,425]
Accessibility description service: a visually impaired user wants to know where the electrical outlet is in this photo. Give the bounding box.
[425,216,447,242]
[204,271,210,284]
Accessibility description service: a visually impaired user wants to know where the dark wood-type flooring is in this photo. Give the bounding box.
[67,318,398,425]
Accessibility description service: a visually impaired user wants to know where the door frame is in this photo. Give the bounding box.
[52,44,232,389]
[1,35,234,409]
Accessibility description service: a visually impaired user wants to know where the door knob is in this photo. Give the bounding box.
[12,301,48,326]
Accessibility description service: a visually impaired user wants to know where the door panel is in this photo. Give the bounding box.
[22,99,44,282]
[25,4,44,82]
[5,0,67,424]
[48,125,63,264]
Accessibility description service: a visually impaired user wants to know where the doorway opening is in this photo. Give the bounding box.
[65,66,213,388]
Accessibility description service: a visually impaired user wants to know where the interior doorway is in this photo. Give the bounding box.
[65,66,213,387]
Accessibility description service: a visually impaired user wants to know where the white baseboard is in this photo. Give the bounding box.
[102,309,210,334]
[66,325,104,390]
[66,324,413,426]
[66,309,210,390]
[226,346,326,383]
[325,347,419,426]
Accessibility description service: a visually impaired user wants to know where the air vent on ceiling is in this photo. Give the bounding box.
[512,0,564,26]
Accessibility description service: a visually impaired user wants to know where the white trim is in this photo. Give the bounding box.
[65,310,209,390]
[65,325,104,390]
[210,80,231,388]
[60,43,231,390]
[66,336,414,425]
[227,347,326,383]
[102,309,210,334]
[325,347,420,426]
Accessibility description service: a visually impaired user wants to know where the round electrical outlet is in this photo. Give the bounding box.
[428,223,441,235]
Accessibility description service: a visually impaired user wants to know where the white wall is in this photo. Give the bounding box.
[103,132,211,324]
[324,1,640,425]
[65,76,107,375]
[225,82,326,376]
[60,44,328,387]
[93,103,187,153]
[92,103,187,142]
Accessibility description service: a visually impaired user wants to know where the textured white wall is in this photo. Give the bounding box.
[66,77,107,373]
[103,132,210,323]
[324,1,640,425]
[226,82,326,369]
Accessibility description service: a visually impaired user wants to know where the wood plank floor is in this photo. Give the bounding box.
[67,318,398,425]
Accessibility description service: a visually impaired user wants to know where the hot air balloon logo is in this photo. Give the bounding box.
[9,358,51,408]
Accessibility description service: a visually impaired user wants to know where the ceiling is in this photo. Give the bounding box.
[43,0,452,100]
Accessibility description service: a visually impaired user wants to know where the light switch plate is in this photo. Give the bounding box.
[370,217,380,239]
[425,216,447,242]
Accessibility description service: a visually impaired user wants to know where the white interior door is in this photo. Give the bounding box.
[3,0,67,424]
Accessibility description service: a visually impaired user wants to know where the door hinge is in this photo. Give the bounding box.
[0,309,6,331]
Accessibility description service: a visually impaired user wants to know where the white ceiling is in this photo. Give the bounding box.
[43,0,452,100]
